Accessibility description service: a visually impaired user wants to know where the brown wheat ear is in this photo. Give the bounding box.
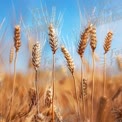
[32,42,41,71]
[14,25,21,52]
[48,23,58,54]
[78,24,92,58]
[112,107,122,122]
[45,86,52,108]
[54,106,63,122]
[32,42,41,114]
[61,46,74,74]
[104,31,113,54]
[90,26,97,52]
[9,46,14,64]
[96,97,107,122]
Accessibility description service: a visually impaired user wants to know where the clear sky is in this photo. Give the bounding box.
[0,0,122,72]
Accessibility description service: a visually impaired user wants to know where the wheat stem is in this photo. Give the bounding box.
[72,73,81,122]
[52,54,55,122]
[81,58,85,122]
[9,52,17,122]
[91,51,95,122]
[35,69,39,114]
[103,54,106,96]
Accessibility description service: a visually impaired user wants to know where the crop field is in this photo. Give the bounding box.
[0,0,122,122]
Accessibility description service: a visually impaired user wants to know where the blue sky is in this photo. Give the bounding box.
[0,0,122,72]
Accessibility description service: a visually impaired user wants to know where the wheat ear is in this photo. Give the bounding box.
[90,26,97,122]
[45,86,52,108]
[48,23,58,122]
[96,97,107,122]
[61,45,80,121]
[48,23,58,54]
[9,46,14,78]
[77,24,92,122]
[9,46,14,64]
[32,42,41,114]
[78,24,92,58]
[103,31,113,96]
[8,25,21,122]
[112,107,122,122]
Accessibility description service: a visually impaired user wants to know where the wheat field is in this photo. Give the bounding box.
[0,1,122,122]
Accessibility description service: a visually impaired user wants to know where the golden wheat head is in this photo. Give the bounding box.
[9,47,14,63]
[82,78,87,99]
[32,42,41,70]
[112,107,122,122]
[54,106,63,122]
[14,25,21,52]
[78,24,92,58]
[61,46,74,74]
[48,23,58,54]
[90,26,97,52]
[104,31,113,54]
[45,86,52,108]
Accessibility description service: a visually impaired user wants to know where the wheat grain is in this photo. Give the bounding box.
[78,24,92,58]
[82,79,87,99]
[61,46,74,74]
[9,47,14,64]
[104,31,113,54]
[32,42,41,70]
[112,107,122,122]
[54,106,63,122]
[45,87,52,108]
[96,97,107,122]
[90,26,97,52]
[14,25,21,52]
[48,23,58,54]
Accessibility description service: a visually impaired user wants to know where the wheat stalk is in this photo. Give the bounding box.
[90,26,97,122]
[61,45,80,121]
[103,31,113,96]
[32,42,41,114]
[8,25,21,122]
[77,24,92,122]
[48,23,58,122]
